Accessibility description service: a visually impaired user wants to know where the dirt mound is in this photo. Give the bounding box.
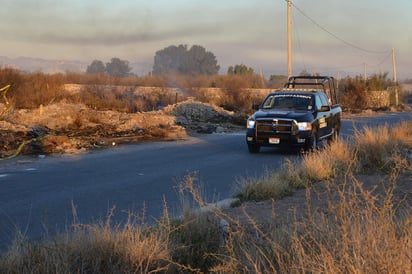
[164,99,243,133]
[0,100,241,158]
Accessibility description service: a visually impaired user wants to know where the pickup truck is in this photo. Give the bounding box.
[246,76,342,153]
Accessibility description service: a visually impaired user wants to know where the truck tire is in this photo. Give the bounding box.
[248,144,261,153]
[306,130,318,151]
[329,125,340,143]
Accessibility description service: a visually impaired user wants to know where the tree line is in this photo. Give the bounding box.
[87,45,221,77]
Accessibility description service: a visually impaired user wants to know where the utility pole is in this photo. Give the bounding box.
[287,0,292,78]
[392,48,397,83]
[363,63,367,81]
[392,48,398,105]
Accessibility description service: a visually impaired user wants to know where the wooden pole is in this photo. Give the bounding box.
[392,48,397,82]
[392,48,398,105]
[287,0,292,78]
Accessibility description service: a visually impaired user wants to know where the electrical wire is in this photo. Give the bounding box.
[291,10,307,72]
[285,0,389,55]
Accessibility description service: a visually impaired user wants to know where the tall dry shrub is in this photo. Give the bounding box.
[300,139,353,181]
[234,166,295,202]
[3,72,66,109]
[284,175,412,273]
[216,75,254,112]
[0,68,23,109]
[217,174,411,273]
[354,122,411,173]
[339,76,368,110]
[0,215,176,273]
[76,85,141,112]
[224,122,411,273]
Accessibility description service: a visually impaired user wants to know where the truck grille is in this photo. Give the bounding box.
[255,119,297,135]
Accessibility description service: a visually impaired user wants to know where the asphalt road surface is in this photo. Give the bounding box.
[0,111,411,250]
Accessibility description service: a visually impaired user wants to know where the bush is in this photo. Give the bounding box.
[0,69,67,109]
[0,210,173,273]
[339,73,397,111]
[353,122,411,173]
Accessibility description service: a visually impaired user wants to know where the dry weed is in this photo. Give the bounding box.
[354,122,411,173]
[0,208,178,273]
[300,139,353,182]
[284,174,412,273]
[224,122,411,273]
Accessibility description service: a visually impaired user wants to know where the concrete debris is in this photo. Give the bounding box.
[0,99,241,157]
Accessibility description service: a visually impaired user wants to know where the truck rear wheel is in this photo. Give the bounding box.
[248,144,261,153]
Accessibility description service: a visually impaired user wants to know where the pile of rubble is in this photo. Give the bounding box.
[0,100,242,158]
[164,99,243,134]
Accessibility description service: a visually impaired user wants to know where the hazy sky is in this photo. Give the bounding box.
[1,0,411,78]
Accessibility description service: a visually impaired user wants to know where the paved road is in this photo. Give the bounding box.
[0,111,411,250]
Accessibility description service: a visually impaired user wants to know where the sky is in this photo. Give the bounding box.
[0,0,411,79]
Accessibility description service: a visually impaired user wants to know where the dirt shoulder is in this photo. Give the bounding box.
[221,172,412,231]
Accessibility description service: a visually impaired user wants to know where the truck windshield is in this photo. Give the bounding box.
[262,94,312,111]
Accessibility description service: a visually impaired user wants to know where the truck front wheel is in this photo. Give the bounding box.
[248,144,261,153]
[306,130,318,151]
[330,125,340,142]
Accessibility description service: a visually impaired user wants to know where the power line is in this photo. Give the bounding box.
[292,9,307,72]
[286,0,389,54]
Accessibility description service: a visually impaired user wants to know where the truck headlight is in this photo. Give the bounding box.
[247,119,256,128]
[297,122,312,131]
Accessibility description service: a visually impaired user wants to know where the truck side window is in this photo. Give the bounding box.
[262,95,275,109]
[315,95,323,110]
[319,93,329,106]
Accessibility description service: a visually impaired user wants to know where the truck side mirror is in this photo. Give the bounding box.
[319,105,331,112]
[252,103,260,110]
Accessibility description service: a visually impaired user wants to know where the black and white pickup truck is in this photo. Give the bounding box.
[246,76,342,153]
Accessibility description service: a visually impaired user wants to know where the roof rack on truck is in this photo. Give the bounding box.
[284,76,339,105]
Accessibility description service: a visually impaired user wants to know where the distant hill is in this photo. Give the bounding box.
[0,56,152,75]
[0,56,89,74]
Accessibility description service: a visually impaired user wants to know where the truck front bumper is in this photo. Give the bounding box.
[246,128,312,148]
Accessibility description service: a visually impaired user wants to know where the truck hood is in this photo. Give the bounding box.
[252,109,313,121]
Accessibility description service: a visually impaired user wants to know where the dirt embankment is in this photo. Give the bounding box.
[0,100,242,158]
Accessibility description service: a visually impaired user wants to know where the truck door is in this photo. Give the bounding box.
[318,93,333,138]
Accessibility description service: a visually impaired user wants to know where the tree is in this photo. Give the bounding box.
[152,44,220,75]
[86,60,105,74]
[366,72,391,91]
[105,58,132,77]
[268,75,288,88]
[227,64,254,75]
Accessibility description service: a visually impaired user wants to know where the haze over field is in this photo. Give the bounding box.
[0,0,411,78]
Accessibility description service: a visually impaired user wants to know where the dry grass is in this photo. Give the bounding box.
[283,175,411,273]
[1,68,264,114]
[222,122,411,272]
[236,122,411,203]
[354,121,411,173]
[216,173,412,273]
[234,139,354,202]
[0,207,175,273]
[234,167,294,202]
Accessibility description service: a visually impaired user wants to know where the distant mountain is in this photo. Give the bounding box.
[0,56,88,74]
[0,56,153,75]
